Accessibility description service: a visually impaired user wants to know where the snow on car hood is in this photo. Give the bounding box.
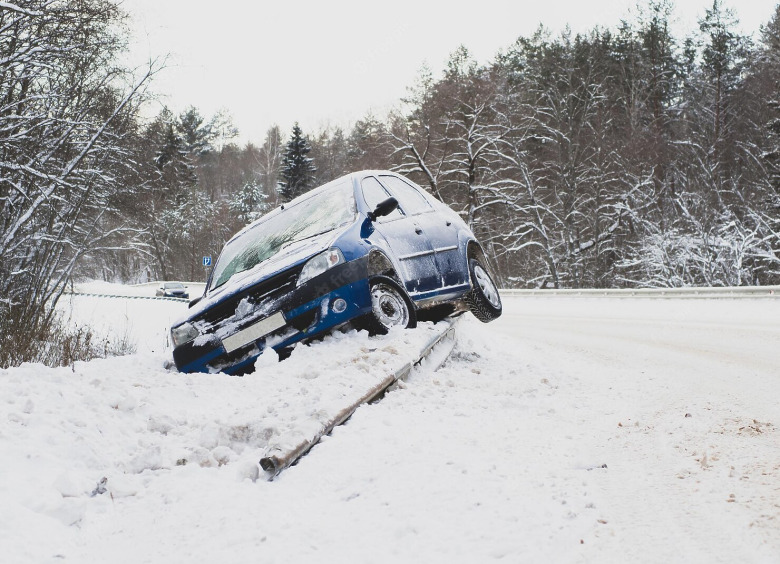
[177,229,341,325]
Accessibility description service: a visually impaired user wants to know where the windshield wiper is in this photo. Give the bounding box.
[281,228,336,250]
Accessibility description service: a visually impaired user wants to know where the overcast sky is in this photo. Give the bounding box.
[121,0,778,145]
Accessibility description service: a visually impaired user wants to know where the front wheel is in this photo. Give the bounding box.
[365,276,417,335]
[465,258,502,322]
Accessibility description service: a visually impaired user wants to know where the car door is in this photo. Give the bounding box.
[378,175,467,289]
[360,176,440,295]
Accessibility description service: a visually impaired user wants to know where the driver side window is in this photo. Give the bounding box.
[361,176,404,222]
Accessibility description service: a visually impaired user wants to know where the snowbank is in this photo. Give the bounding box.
[1,294,778,563]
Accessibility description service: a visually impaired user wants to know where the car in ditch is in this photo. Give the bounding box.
[170,170,502,374]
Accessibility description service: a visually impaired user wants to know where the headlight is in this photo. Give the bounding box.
[297,248,345,287]
[171,322,199,347]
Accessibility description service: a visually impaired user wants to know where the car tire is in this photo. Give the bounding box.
[365,276,417,335]
[465,258,502,322]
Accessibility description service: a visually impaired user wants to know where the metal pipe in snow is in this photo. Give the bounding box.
[259,317,460,478]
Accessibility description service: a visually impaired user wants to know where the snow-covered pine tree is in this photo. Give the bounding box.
[177,107,215,157]
[278,123,316,202]
[742,4,780,283]
[346,113,392,171]
[230,181,268,224]
[309,126,348,186]
[154,110,198,195]
[759,5,780,194]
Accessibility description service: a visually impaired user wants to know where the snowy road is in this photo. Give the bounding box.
[489,297,780,562]
[2,292,779,563]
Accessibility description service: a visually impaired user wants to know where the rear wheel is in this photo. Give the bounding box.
[366,276,416,335]
[465,258,502,322]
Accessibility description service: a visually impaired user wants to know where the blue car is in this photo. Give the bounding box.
[170,170,502,374]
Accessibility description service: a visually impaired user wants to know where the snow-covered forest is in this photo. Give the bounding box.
[1,0,779,367]
[91,0,780,292]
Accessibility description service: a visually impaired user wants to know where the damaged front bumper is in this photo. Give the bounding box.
[172,256,371,374]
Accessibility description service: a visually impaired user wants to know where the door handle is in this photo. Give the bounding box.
[415,227,423,234]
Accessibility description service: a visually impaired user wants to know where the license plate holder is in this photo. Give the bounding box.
[222,312,286,353]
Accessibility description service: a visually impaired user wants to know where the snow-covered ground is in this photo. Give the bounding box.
[62,281,206,353]
[1,289,778,563]
[71,280,207,299]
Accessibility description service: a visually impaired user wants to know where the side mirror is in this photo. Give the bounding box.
[368,197,398,221]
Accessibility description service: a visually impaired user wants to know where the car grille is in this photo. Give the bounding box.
[195,265,303,329]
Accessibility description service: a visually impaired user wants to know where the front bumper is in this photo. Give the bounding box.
[172,256,371,374]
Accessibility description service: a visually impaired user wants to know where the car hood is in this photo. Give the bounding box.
[176,229,341,326]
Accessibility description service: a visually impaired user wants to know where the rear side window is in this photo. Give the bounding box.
[379,175,433,216]
[361,177,403,222]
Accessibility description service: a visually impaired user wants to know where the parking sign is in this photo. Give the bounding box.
[203,256,212,267]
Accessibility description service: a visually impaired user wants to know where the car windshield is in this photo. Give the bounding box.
[165,282,184,289]
[210,181,356,290]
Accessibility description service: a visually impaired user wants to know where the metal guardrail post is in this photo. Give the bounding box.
[63,291,189,303]
[498,286,780,299]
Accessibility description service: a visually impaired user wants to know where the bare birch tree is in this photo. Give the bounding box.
[0,0,155,365]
